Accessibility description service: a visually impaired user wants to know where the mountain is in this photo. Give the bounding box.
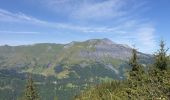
[0,38,152,100]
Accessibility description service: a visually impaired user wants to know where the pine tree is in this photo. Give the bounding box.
[127,48,145,99]
[24,75,40,100]
[129,48,139,72]
[154,40,169,71]
[129,48,143,78]
[151,40,170,99]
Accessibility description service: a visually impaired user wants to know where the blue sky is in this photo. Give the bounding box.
[0,0,170,53]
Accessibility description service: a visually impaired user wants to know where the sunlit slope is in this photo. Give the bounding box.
[0,38,151,78]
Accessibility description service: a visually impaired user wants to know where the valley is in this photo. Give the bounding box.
[0,39,152,100]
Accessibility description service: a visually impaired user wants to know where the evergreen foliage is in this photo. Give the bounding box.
[75,40,170,100]
[154,40,169,70]
[128,48,144,81]
[23,75,40,100]
[129,48,140,72]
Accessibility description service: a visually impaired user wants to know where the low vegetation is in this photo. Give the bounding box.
[75,40,170,100]
[22,75,40,100]
[1,40,169,100]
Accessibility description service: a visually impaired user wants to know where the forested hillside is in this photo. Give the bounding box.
[75,41,170,100]
[0,39,152,100]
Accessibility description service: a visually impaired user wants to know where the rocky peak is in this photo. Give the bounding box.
[100,38,114,45]
[86,38,114,45]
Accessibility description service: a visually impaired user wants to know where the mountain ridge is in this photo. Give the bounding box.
[0,38,151,75]
[0,38,153,100]
[0,38,131,49]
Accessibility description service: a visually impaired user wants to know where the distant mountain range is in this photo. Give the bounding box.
[0,38,152,100]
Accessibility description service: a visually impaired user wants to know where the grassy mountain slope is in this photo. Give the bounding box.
[0,38,152,100]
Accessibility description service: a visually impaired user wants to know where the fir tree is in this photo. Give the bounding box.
[23,75,40,100]
[154,40,169,71]
[129,48,143,78]
[129,48,139,72]
[127,48,145,99]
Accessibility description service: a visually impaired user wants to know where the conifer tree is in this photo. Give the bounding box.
[24,75,40,100]
[129,48,143,78]
[154,40,169,71]
[151,40,170,99]
[127,48,145,99]
[129,48,139,72]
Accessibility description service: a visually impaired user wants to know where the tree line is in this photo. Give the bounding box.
[75,40,170,100]
[22,40,170,100]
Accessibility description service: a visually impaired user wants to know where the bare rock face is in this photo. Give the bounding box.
[79,38,132,60]
[78,38,151,61]
[0,38,151,70]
